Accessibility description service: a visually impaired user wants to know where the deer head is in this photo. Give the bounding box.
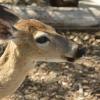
[0,5,80,99]
[0,18,79,99]
[14,19,78,62]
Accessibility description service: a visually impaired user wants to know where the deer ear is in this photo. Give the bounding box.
[0,5,19,25]
[0,5,20,39]
[0,20,18,39]
[14,19,37,33]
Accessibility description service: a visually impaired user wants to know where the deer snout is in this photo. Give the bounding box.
[64,42,79,61]
[64,41,86,62]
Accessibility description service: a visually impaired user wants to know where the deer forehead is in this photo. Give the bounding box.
[15,19,56,34]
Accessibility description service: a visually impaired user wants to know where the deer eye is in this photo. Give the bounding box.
[0,45,6,56]
[35,36,49,44]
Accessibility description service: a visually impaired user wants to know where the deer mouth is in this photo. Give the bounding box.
[62,46,86,62]
[62,56,75,62]
[66,57,75,62]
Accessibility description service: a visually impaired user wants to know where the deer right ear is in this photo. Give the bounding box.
[0,19,20,40]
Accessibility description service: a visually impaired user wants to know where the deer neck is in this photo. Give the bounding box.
[0,40,34,98]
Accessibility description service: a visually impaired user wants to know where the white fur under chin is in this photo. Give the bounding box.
[35,58,67,62]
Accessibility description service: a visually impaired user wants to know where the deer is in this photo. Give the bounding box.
[0,5,80,99]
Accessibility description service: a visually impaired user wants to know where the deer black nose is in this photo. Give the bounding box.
[75,46,86,58]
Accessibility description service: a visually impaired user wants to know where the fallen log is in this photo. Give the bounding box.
[2,5,100,31]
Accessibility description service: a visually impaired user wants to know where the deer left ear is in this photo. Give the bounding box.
[0,20,18,39]
[0,5,19,25]
[0,4,20,40]
[0,21,12,39]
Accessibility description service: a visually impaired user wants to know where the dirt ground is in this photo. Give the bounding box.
[6,30,99,100]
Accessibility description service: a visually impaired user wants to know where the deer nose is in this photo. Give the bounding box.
[65,41,86,60]
[75,45,86,58]
[64,43,86,62]
[68,43,79,58]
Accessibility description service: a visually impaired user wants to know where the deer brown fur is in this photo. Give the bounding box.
[0,5,78,99]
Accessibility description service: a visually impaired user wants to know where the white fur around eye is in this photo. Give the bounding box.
[34,31,49,39]
[34,31,50,47]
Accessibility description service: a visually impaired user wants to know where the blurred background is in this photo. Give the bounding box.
[0,0,100,100]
